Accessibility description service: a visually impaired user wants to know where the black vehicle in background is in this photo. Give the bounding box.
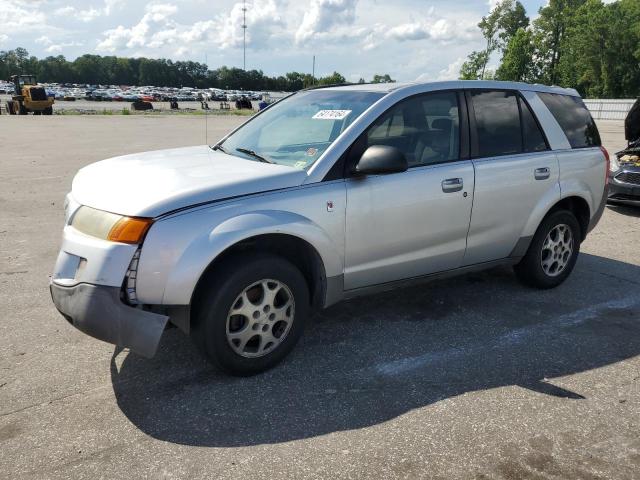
[608,98,640,206]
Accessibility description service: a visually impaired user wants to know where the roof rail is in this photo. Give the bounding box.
[302,82,356,91]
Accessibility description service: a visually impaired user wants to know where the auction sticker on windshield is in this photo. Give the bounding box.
[313,110,352,120]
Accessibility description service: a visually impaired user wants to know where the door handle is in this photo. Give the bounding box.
[535,167,550,180]
[442,178,463,193]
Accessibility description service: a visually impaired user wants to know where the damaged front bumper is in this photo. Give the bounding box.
[609,167,640,206]
[50,282,168,358]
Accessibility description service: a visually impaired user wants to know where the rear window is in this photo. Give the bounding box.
[538,93,601,148]
[471,90,521,157]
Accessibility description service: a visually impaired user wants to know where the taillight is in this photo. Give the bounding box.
[600,146,610,185]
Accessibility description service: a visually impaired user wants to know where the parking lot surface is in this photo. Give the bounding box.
[0,116,639,479]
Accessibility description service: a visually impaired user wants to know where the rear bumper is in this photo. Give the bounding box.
[50,282,168,358]
[587,184,609,234]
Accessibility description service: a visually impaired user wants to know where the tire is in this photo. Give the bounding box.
[19,103,27,115]
[43,106,53,115]
[514,210,581,289]
[191,253,310,376]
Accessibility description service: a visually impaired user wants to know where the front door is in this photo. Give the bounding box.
[344,91,475,290]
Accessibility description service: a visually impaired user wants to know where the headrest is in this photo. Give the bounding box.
[432,118,452,131]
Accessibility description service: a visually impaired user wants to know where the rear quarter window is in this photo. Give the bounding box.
[538,93,601,148]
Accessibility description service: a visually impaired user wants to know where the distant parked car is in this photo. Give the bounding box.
[51,80,608,375]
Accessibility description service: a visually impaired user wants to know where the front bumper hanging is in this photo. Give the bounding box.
[50,282,169,358]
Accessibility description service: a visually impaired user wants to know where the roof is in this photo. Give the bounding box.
[320,80,580,97]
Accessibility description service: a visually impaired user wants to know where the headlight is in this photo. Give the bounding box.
[72,206,153,244]
[610,154,620,172]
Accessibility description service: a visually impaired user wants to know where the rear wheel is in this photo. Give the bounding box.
[18,103,27,115]
[514,210,581,289]
[43,106,53,115]
[191,253,309,376]
[6,101,16,115]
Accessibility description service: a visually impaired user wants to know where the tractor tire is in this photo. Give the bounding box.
[43,106,53,115]
[6,101,16,115]
[19,103,27,115]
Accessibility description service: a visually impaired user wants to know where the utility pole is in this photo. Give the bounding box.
[242,0,247,71]
[312,55,316,85]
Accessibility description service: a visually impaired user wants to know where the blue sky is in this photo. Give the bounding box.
[0,0,549,82]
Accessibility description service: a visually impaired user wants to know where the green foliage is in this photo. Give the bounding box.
[372,74,395,83]
[317,71,347,85]
[461,0,640,98]
[460,51,489,80]
[0,49,392,92]
[495,28,535,81]
[475,0,529,78]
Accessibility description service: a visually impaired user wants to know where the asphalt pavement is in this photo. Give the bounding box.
[0,116,638,479]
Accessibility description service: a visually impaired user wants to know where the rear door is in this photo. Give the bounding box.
[463,89,560,265]
[344,91,475,290]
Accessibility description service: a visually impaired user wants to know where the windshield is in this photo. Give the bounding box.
[218,90,385,169]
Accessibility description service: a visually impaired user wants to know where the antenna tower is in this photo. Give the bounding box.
[242,0,247,70]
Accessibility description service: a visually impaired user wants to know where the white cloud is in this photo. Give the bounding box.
[0,0,46,27]
[46,41,84,54]
[97,3,179,52]
[54,0,125,23]
[363,14,478,51]
[436,57,465,81]
[97,1,286,55]
[296,0,358,44]
[0,33,8,46]
[216,0,286,49]
[35,35,53,46]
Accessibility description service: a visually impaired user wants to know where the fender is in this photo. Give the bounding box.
[520,182,563,239]
[136,208,344,306]
[558,178,598,217]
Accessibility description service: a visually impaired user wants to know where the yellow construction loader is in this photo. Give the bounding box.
[5,75,54,115]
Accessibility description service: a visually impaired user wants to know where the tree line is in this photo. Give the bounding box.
[0,48,395,91]
[460,0,640,98]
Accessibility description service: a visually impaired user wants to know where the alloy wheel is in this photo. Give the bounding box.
[225,279,295,358]
[540,223,574,277]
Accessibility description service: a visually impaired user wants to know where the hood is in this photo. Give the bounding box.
[625,98,640,142]
[72,146,307,217]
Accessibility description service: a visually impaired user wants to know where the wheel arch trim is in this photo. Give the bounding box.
[138,210,343,307]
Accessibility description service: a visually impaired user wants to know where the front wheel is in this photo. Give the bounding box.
[514,210,581,289]
[191,253,309,376]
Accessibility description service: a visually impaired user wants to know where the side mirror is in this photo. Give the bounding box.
[354,145,408,175]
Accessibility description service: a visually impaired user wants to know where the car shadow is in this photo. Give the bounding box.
[607,203,640,217]
[111,253,640,447]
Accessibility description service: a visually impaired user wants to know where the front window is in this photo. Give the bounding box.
[218,90,385,169]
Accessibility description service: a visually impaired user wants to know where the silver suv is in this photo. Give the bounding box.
[51,81,609,375]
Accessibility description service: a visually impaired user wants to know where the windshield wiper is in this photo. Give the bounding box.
[211,143,228,153]
[235,148,274,164]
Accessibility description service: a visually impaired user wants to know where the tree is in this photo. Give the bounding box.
[459,51,489,80]
[475,0,529,78]
[318,71,346,85]
[496,28,535,81]
[532,0,588,85]
[372,74,395,83]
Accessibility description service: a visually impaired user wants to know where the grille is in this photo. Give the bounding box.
[615,171,640,185]
[29,87,47,101]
